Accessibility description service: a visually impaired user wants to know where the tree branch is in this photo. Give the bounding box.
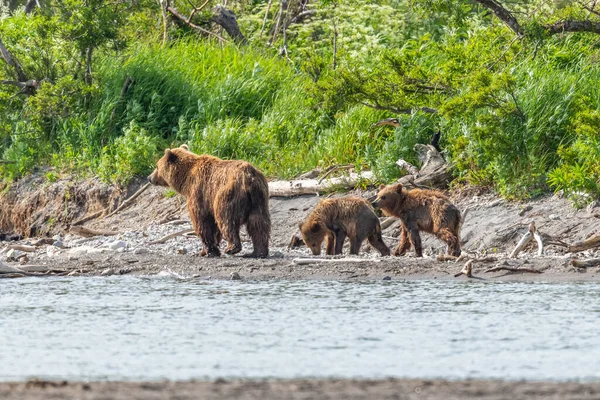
[167,6,228,43]
[546,20,600,35]
[0,37,28,82]
[473,0,524,36]
[359,101,438,115]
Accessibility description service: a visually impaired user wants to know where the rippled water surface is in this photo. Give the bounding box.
[1,277,600,381]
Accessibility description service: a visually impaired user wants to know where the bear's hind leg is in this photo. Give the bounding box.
[368,229,390,256]
[437,228,461,256]
[199,215,222,257]
[244,210,270,258]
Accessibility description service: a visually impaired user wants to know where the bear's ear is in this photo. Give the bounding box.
[310,222,320,232]
[298,222,303,230]
[180,144,189,150]
[379,184,386,190]
[395,183,403,193]
[165,149,177,163]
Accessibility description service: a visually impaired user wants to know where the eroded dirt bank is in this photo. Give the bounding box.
[1,175,600,281]
[3,379,600,400]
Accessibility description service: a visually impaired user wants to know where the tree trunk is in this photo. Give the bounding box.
[212,5,247,44]
[0,36,28,82]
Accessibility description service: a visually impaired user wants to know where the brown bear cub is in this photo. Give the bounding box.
[299,197,390,256]
[148,145,271,258]
[372,183,461,257]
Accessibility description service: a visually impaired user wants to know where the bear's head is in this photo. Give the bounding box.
[372,183,405,215]
[148,145,192,191]
[299,221,326,256]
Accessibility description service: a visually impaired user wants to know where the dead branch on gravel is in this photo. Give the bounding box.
[70,226,119,238]
[317,164,355,184]
[437,254,497,263]
[485,266,542,274]
[6,244,37,252]
[105,183,151,218]
[568,234,600,253]
[147,228,195,245]
[570,258,600,268]
[292,257,381,265]
[510,222,543,258]
[72,210,104,226]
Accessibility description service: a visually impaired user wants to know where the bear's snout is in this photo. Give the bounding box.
[371,200,379,208]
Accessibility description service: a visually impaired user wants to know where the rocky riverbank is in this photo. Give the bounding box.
[1,176,600,281]
[2,378,600,400]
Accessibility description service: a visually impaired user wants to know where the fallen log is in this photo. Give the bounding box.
[568,235,600,253]
[269,171,375,197]
[484,266,542,274]
[147,228,195,245]
[105,182,151,218]
[380,217,396,230]
[570,258,600,268]
[0,263,36,276]
[7,244,37,252]
[292,257,381,265]
[70,226,119,238]
[72,210,104,226]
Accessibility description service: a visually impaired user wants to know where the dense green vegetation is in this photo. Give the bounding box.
[0,0,599,203]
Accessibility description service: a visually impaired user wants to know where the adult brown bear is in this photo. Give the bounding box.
[372,183,461,257]
[148,145,270,258]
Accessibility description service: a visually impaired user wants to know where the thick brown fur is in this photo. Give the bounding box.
[372,183,461,257]
[148,145,271,258]
[299,197,390,256]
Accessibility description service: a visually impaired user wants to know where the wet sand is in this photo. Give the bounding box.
[3,379,600,400]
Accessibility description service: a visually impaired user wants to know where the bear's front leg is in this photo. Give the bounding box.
[407,226,423,257]
[325,232,335,255]
[333,229,347,255]
[393,227,411,256]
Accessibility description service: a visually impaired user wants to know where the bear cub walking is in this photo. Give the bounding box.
[372,183,461,257]
[148,145,270,258]
[300,197,390,256]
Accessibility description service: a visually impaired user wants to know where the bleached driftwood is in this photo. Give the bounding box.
[484,266,542,274]
[454,260,473,277]
[105,182,151,218]
[0,263,35,276]
[380,217,397,230]
[7,244,37,252]
[70,226,119,238]
[147,228,195,245]
[269,171,375,197]
[395,159,419,176]
[570,258,600,268]
[568,235,600,253]
[292,257,381,265]
[510,222,543,258]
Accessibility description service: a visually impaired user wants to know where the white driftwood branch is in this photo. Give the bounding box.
[105,182,151,218]
[454,260,473,277]
[395,159,419,176]
[485,266,542,274]
[147,228,195,245]
[292,257,381,265]
[7,244,37,252]
[269,171,375,197]
[510,222,543,258]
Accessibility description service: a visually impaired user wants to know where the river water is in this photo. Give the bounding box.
[1,276,599,382]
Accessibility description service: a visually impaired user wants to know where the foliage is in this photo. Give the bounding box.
[1,0,600,203]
